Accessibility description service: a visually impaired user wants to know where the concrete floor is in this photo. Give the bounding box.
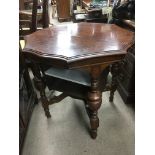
[22,90,134,155]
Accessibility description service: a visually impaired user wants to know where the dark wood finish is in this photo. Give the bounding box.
[19,51,38,154]
[117,43,135,104]
[23,23,133,66]
[56,0,71,22]
[31,62,51,118]
[85,14,108,23]
[110,0,135,104]
[110,18,135,104]
[123,20,135,29]
[23,23,134,138]
[112,0,135,20]
[31,0,38,32]
[87,65,102,138]
[42,0,49,28]
[109,62,120,102]
[19,0,49,38]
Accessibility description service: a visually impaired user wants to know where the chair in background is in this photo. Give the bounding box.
[19,0,49,39]
[19,1,50,151]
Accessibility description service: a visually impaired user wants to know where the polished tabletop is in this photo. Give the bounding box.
[23,23,134,68]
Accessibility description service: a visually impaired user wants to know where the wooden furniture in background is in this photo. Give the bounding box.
[19,0,49,39]
[19,50,38,154]
[22,23,134,139]
[56,0,71,22]
[19,0,49,153]
[116,20,135,104]
[117,42,135,104]
[109,0,135,104]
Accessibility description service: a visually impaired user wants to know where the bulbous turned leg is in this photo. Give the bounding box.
[84,102,98,138]
[31,63,51,118]
[90,110,99,139]
[109,63,119,102]
[87,66,102,139]
[84,103,91,118]
[87,91,102,139]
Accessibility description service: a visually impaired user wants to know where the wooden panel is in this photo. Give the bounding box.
[56,0,71,22]
[19,51,38,153]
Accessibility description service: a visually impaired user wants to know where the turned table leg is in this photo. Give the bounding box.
[87,66,102,139]
[109,62,119,102]
[31,63,51,118]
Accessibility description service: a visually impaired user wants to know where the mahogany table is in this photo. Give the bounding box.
[23,23,134,139]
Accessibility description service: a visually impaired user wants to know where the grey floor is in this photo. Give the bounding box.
[22,90,134,155]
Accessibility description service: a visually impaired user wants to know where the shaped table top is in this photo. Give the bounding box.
[23,23,134,68]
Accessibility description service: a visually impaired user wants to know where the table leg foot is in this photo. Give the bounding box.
[44,109,51,118]
[90,130,97,139]
[87,66,102,139]
[84,103,98,139]
[89,110,99,139]
[87,91,101,139]
[40,95,51,118]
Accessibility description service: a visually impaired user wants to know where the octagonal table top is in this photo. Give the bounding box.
[23,23,134,68]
